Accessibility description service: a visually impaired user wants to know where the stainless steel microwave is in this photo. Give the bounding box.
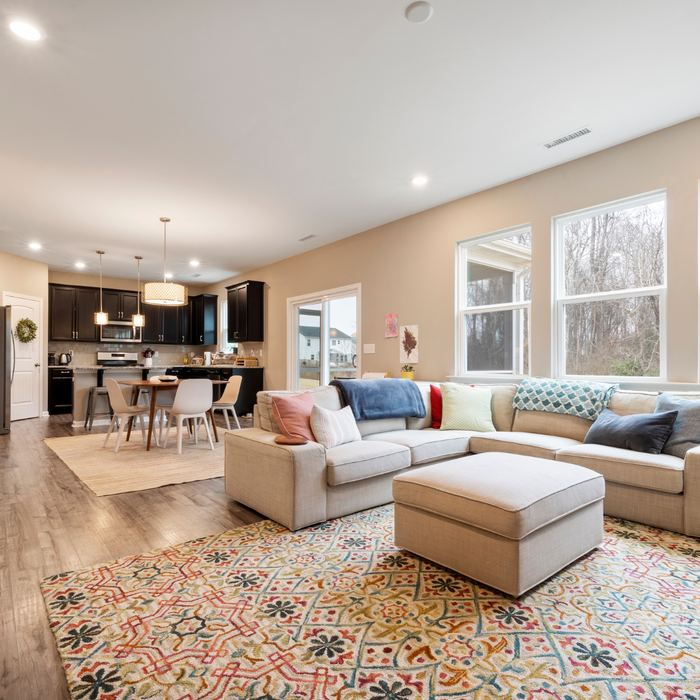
[100,321,142,343]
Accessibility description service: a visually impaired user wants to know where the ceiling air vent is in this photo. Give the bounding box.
[299,235,316,242]
[543,128,591,149]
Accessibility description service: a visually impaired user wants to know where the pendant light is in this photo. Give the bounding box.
[132,256,145,327]
[142,217,187,305]
[94,251,108,325]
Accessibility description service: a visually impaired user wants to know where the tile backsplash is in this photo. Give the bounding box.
[48,341,218,366]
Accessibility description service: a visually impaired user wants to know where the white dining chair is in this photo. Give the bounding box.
[103,378,155,452]
[212,375,243,430]
[163,379,214,454]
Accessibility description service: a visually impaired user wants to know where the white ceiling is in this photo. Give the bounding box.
[2,0,700,283]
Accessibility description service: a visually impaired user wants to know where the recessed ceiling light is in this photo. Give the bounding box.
[8,18,46,41]
[189,260,200,267]
[411,175,428,186]
[405,2,433,23]
[165,273,173,279]
[29,242,42,250]
[75,262,86,269]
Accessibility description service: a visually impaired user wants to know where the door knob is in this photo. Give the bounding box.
[35,363,40,367]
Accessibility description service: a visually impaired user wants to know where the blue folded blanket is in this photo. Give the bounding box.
[330,378,427,421]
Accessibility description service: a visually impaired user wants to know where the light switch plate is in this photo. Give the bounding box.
[363,344,375,354]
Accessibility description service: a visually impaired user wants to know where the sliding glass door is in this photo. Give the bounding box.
[289,285,360,390]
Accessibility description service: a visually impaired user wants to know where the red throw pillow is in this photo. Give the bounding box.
[271,392,316,442]
[430,384,442,429]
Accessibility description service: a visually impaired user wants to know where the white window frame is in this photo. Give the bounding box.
[287,283,361,390]
[553,190,667,381]
[456,224,532,377]
[219,299,237,353]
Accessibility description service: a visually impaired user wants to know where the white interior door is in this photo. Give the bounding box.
[4,293,42,420]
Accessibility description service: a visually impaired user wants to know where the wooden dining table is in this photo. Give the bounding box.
[117,378,227,451]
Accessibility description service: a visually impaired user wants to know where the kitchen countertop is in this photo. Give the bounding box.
[66,364,263,370]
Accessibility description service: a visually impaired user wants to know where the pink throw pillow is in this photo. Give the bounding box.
[271,392,316,442]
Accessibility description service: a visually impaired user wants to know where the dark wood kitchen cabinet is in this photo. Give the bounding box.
[103,290,139,321]
[226,281,264,343]
[140,296,180,344]
[178,299,193,344]
[190,294,218,345]
[50,284,99,341]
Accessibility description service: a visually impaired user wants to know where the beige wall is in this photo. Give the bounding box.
[0,250,50,411]
[206,116,700,391]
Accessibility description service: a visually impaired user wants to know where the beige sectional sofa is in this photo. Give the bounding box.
[224,381,700,536]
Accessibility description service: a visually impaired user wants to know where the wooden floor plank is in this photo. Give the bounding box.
[0,413,259,700]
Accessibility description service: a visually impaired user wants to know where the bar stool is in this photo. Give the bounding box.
[85,386,114,431]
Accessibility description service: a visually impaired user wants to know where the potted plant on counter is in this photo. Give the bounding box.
[401,365,415,380]
[142,347,155,367]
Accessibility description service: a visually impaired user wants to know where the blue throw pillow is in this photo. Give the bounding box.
[583,408,678,454]
[655,392,700,458]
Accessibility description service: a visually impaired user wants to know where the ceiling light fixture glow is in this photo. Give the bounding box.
[411,174,428,186]
[8,18,46,41]
[29,242,42,250]
[189,260,200,267]
[165,273,173,279]
[75,262,86,269]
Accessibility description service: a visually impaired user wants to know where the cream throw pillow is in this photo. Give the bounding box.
[310,404,362,448]
[439,383,495,432]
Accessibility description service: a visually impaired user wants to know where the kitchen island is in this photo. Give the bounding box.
[69,365,263,428]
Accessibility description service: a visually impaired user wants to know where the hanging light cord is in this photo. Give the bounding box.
[163,219,167,283]
[97,251,105,312]
[136,257,141,314]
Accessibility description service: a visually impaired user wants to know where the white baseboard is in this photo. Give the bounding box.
[41,411,49,418]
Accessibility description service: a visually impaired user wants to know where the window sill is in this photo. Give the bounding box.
[449,375,700,392]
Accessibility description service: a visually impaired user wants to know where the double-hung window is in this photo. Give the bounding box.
[219,300,237,353]
[554,191,666,379]
[457,226,531,375]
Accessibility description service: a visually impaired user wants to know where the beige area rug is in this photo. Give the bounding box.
[44,430,225,496]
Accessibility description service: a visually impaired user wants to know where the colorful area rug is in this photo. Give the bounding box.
[42,506,700,699]
[44,432,225,496]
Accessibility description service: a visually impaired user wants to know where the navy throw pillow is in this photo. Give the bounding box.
[655,392,700,458]
[583,408,678,454]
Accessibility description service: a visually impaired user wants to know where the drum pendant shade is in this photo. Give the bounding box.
[143,217,187,306]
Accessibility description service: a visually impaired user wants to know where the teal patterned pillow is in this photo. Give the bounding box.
[513,377,618,420]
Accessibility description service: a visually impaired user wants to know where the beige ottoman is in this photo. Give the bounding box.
[393,452,605,597]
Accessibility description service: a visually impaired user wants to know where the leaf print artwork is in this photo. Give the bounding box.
[399,325,419,363]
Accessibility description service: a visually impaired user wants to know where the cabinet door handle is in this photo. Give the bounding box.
[200,335,203,342]
[182,335,184,342]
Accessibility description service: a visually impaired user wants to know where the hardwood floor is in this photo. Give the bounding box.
[0,413,261,700]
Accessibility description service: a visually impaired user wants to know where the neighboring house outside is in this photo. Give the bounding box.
[299,326,356,366]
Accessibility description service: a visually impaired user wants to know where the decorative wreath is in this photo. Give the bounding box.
[15,317,38,343]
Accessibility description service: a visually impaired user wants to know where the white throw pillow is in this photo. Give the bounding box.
[310,404,362,449]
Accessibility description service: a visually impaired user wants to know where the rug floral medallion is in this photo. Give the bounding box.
[42,506,700,700]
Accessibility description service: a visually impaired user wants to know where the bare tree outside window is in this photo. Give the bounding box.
[558,197,665,377]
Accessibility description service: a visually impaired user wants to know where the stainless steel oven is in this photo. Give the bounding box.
[99,321,142,343]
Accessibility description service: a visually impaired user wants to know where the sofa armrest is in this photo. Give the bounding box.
[224,428,328,531]
[683,446,700,536]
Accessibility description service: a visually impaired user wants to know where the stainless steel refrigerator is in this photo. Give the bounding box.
[0,306,12,433]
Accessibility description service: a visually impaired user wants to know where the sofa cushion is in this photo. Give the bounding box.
[364,428,474,465]
[584,408,678,455]
[656,392,700,457]
[440,383,496,432]
[311,405,361,449]
[512,409,593,442]
[357,417,407,437]
[555,443,685,494]
[469,431,581,460]
[271,391,316,441]
[393,453,605,540]
[326,441,411,486]
[257,386,342,433]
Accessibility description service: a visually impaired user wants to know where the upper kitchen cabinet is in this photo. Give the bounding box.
[178,298,193,345]
[191,294,218,345]
[50,285,99,341]
[227,281,264,343]
[140,295,180,344]
[102,289,139,321]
